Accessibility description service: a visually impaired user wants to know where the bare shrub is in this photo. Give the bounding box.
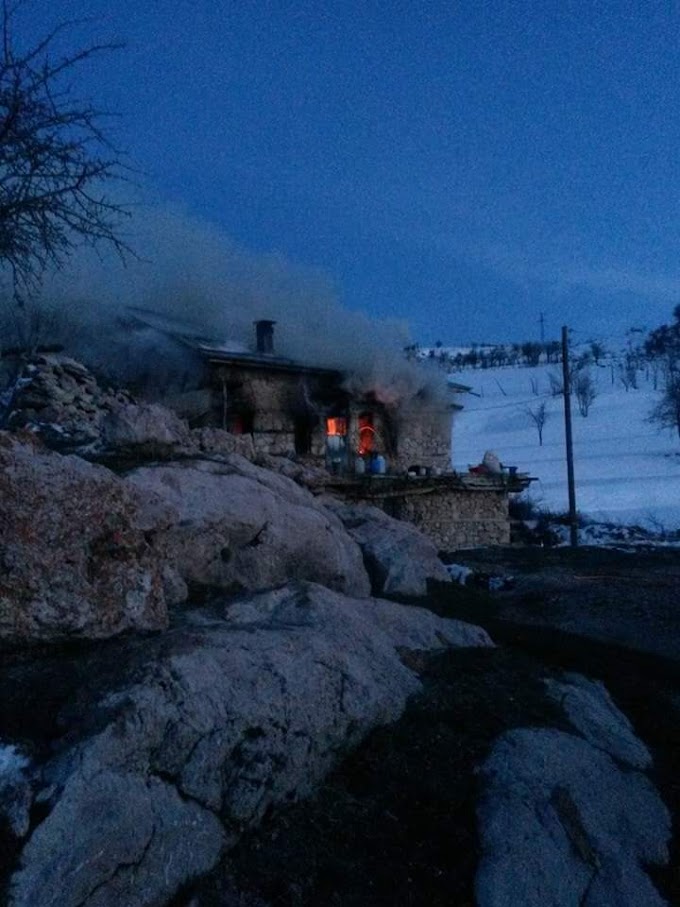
[574,370,597,417]
[548,371,563,397]
[525,401,549,446]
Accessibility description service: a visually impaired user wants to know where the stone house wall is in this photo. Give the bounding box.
[392,405,454,473]
[209,367,330,459]
[207,362,458,474]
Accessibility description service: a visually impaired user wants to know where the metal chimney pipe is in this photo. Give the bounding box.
[254,320,276,354]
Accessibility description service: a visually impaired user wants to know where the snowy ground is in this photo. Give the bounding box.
[450,357,680,531]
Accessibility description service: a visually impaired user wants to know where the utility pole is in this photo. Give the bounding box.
[539,312,545,343]
[561,325,578,547]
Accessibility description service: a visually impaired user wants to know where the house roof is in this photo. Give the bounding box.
[195,342,342,379]
[124,305,469,395]
[125,306,340,378]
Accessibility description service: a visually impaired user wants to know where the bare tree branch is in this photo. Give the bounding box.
[0,1,132,302]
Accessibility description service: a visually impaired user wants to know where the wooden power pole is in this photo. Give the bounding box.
[561,326,578,547]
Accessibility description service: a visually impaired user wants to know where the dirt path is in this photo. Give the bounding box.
[448,545,680,661]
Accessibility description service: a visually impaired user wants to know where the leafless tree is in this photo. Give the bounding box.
[526,401,549,446]
[544,340,561,363]
[548,371,563,397]
[590,341,606,365]
[619,357,638,391]
[0,2,131,301]
[574,369,597,417]
[648,375,680,443]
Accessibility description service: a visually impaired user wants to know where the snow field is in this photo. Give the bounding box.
[450,359,680,530]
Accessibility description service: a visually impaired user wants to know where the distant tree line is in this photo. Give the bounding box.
[407,307,680,446]
[404,339,564,371]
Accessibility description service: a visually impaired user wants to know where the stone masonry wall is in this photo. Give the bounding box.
[211,368,328,459]
[381,487,510,550]
[393,406,453,473]
[209,365,457,474]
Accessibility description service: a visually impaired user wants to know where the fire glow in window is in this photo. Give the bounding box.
[358,412,375,455]
[326,417,347,436]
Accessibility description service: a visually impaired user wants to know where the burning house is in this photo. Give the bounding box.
[114,310,529,548]
[182,320,530,548]
[191,320,460,476]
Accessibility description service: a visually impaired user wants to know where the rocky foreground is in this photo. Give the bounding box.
[0,356,676,906]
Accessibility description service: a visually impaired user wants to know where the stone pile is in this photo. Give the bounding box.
[0,356,293,464]
[2,355,134,451]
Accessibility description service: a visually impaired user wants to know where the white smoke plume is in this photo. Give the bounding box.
[0,203,448,405]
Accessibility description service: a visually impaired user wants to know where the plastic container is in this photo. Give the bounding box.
[372,454,386,475]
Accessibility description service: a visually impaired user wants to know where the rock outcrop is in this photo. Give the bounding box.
[253,451,331,490]
[324,499,451,597]
[0,743,31,838]
[192,426,257,460]
[7,583,492,907]
[127,457,372,599]
[100,401,192,457]
[0,434,167,644]
[476,673,671,907]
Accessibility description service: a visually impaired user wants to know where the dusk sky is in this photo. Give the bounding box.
[21,1,680,345]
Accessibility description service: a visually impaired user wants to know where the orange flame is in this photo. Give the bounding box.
[326,417,347,436]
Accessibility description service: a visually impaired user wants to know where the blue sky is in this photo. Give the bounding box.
[20,1,680,345]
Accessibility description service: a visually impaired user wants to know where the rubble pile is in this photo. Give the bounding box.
[1,355,133,451]
[0,356,279,463]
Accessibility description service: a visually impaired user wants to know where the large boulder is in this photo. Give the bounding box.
[192,426,256,460]
[543,673,653,770]
[6,582,492,907]
[253,451,331,489]
[100,402,193,457]
[0,434,167,644]
[126,457,372,598]
[324,499,451,597]
[476,675,671,907]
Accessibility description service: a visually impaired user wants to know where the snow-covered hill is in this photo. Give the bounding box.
[448,350,680,530]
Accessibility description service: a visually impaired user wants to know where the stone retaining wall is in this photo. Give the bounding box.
[381,487,510,550]
[326,475,516,550]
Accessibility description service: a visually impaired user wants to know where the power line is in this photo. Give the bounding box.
[463,391,556,413]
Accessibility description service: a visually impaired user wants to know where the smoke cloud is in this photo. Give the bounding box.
[0,202,448,405]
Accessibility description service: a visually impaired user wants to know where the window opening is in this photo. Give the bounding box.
[358,411,376,455]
